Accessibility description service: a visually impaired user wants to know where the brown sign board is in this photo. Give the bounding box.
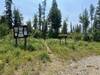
[13,25,28,38]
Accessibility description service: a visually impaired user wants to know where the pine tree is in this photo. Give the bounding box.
[48,0,61,38]
[42,0,46,22]
[27,21,32,34]
[0,15,9,38]
[90,4,95,32]
[72,26,75,33]
[93,0,100,41]
[70,22,73,33]
[62,20,68,34]
[13,8,23,26]
[42,20,48,39]
[38,3,42,30]
[33,14,38,30]
[5,0,13,29]
[79,9,90,40]
[74,24,81,33]
[42,0,46,29]
[42,0,47,39]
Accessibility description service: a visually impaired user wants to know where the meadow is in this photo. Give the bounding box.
[0,35,100,75]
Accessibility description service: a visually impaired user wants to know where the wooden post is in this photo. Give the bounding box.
[24,38,27,49]
[65,37,66,44]
[15,38,18,47]
[60,37,62,44]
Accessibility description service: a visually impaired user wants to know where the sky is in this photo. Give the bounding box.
[0,0,98,26]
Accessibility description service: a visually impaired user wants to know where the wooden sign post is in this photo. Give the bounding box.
[13,25,28,49]
[58,34,67,44]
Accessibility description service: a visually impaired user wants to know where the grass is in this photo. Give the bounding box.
[0,35,48,75]
[0,35,100,75]
[46,39,100,60]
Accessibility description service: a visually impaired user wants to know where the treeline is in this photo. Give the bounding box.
[73,1,100,42]
[0,0,100,41]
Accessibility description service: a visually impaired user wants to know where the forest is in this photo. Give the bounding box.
[0,0,100,75]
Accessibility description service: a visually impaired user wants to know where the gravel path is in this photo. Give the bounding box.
[63,56,100,75]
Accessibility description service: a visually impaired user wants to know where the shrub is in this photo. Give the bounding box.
[32,29,42,38]
[83,34,87,41]
[83,33,94,41]
[0,23,9,38]
[93,29,100,42]
[72,33,82,41]
[88,33,93,41]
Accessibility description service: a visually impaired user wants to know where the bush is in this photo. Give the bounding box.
[88,33,93,41]
[0,23,9,38]
[72,33,82,41]
[93,29,100,42]
[83,33,93,41]
[83,33,88,41]
[32,29,42,38]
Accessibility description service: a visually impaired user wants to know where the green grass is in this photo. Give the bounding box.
[46,39,100,60]
[0,35,48,75]
[0,35,100,75]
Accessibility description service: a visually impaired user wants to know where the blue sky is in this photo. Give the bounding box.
[0,0,98,25]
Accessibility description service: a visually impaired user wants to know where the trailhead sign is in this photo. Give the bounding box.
[13,25,28,49]
[13,25,28,38]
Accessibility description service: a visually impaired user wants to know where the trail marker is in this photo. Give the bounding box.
[13,25,28,49]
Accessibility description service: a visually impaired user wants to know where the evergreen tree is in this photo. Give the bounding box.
[74,24,81,33]
[72,26,75,33]
[27,21,32,34]
[42,0,46,22]
[90,4,95,32]
[13,8,23,26]
[0,23,9,38]
[48,0,61,38]
[42,0,47,31]
[79,9,90,40]
[5,0,13,29]
[42,20,48,39]
[90,4,95,24]
[93,0,100,41]
[62,20,68,34]
[0,15,9,38]
[33,14,38,30]
[70,22,73,33]
[42,0,48,39]
[38,3,42,30]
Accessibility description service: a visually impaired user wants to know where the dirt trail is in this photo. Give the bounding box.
[40,41,66,75]
[44,41,52,54]
[43,41,100,75]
